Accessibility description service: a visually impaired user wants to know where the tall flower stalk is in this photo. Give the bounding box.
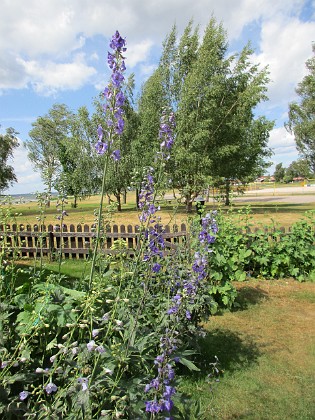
[144,211,218,417]
[89,31,127,290]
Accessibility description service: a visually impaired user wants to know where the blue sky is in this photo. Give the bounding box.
[1,0,314,194]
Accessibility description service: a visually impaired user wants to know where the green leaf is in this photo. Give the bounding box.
[46,338,58,351]
[57,285,86,299]
[179,357,200,371]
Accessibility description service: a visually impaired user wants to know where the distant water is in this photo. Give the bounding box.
[0,193,58,204]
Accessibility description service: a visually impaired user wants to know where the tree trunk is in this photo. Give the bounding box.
[115,193,122,211]
[225,180,231,206]
[46,180,52,207]
[123,189,127,204]
[185,194,193,213]
[136,188,140,209]
[73,195,78,208]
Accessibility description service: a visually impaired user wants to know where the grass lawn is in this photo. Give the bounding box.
[181,279,315,419]
[2,188,315,228]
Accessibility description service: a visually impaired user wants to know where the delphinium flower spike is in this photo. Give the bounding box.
[95,30,127,161]
[144,211,219,417]
[89,30,127,289]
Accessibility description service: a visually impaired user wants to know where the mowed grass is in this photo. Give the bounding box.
[180,279,315,419]
[3,188,315,228]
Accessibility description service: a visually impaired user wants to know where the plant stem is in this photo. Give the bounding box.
[88,153,110,291]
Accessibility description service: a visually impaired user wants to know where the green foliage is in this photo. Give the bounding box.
[286,43,315,172]
[0,189,222,419]
[274,162,286,182]
[26,103,72,197]
[210,208,315,282]
[0,127,19,193]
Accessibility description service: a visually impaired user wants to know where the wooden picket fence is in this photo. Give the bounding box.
[0,223,188,259]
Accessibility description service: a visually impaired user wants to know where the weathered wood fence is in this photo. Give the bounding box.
[0,223,188,259]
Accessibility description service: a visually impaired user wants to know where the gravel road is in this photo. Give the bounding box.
[234,185,315,204]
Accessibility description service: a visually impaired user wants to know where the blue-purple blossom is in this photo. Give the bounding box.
[145,400,163,413]
[145,212,218,415]
[152,262,161,273]
[87,340,97,352]
[109,30,126,51]
[159,110,176,153]
[95,345,105,354]
[97,125,103,141]
[95,31,126,156]
[111,149,121,161]
[199,212,218,248]
[44,382,58,395]
[145,336,178,414]
[102,312,110,321]
[95,140,109,155]
[19,390,29,401]
[92,329,100,338]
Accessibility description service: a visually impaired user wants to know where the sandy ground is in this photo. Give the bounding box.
[234,185,315,204]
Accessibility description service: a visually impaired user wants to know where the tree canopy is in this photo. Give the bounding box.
[286,44,315,172]
[22,17,275,210]
[0,127,19,193]
[139,18,273,209]
[25,104,72,199]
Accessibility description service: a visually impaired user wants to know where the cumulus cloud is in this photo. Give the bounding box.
[253,16,315,107]
[269,126,296,149]
[1,0,314,193]
[16,54,97,95]
[127,39,154,68]
[0,54,29,90]
[1,0,312,96]
[6,144,45,195]
[267,126,301,170]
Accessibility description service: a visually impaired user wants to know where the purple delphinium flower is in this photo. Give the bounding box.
[111,149,121,161]
[87,340,97,352]
[144,334,178,415]
[199,212,218,248]
[19,390,29,401]
[95,31,126,160]
[95,345,105,354]
[159,109,176,161]
[92,329,100,338]
[44,382,58,395]
[145,212,218,415]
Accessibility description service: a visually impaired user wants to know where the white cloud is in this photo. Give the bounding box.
[6,144,45,195]
[254,17,315,107]
[268,126,300,167]
[17,54,97,95]
[1,0,312,96]
[269,126,296,149]
[139,63,158,79]
[127,39,154,67]
[266,126,302,172]
[0,54,28,89]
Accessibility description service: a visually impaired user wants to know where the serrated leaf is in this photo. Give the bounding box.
[46,338,58,351]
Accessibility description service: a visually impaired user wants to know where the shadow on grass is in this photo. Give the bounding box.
[233,286,269,311]
[180,327,261,383]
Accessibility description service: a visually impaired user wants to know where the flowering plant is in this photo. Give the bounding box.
[0,31,219,419]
